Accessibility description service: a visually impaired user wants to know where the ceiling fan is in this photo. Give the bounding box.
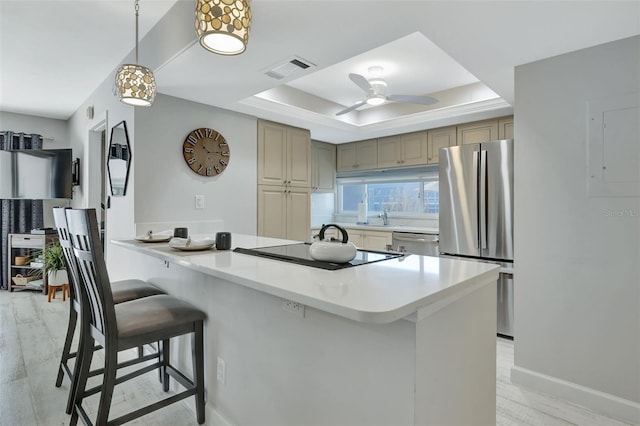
[336,66,439,116]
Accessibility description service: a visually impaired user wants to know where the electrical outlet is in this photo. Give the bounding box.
[195,194,205,209]
[282,299,305,318]
[217,356,226,385]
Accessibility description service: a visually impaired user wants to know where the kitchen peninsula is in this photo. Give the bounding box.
[112,234,499,426]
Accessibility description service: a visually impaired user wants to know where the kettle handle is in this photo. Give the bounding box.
[318,224,349,243]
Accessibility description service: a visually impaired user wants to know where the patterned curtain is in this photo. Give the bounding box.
[0,132,45,290]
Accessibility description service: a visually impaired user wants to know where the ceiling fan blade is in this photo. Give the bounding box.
[386,94,439,105]
[349,73,372,92]
[336,100,367,116]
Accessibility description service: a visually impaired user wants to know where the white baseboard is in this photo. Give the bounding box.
[511,365,640,424]
[179,398,233,425]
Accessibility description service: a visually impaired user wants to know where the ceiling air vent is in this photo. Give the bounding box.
[264,56,315,80]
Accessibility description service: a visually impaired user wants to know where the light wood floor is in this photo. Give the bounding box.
[0,290,632,426]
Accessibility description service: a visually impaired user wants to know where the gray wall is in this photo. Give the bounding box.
[512,35,639,423]
[133,94,258,235]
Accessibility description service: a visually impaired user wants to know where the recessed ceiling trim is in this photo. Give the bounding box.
[240,95,512,131]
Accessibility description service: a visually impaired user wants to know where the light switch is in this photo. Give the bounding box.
[195,195,205,209]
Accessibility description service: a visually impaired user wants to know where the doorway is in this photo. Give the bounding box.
[88,117,109,254]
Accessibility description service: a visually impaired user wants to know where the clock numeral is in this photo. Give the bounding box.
[219,159,228,166]
[214,133,222,141]
[214,165,222,174]
[187,157,197,165]
[194,129,203,139]
[184,147,194,153]
[187,135,197,145]
[219,142,228,148]
[197,164,203,173]
[205,128,213,138]
[206,167,212,176]
[221,151,230,156]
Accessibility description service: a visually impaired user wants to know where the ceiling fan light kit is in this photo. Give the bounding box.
[336,66,439,116]
[115,0,156,107]
[195,0,252,55]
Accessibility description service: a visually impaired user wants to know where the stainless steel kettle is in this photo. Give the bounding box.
[310,224,357,263]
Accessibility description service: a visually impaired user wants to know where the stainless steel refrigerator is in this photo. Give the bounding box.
[439,139,514,337]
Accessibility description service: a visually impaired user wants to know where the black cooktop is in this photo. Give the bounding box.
[233,243,403,270]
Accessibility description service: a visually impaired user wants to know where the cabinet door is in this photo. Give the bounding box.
[287,127,311,187]
[344,228,364,249]
[401,131,429,166]
[257,185,287,239]
[498,117,514,140]
[287,187,311,242]
[427,126,457,164]
[457,119,499,145]
[258,121,287,186]
[362,230,392,251]
[312,141,336,192]
[377,136,402,168]
[355,139,378,170]
[337,143,357,171]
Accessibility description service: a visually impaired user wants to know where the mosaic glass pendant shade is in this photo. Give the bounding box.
[195,0,251,55]
[115,0,156,107]
[115,64,156,107]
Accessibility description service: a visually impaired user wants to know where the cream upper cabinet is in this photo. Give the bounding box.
[311,141,336,192]
[336,139,378,171]
[258,185,310,242]
[377,131,429,168]
[427,126,457,164]
[258,120,311,187]
[457,119,499,145]
[377,136,402,168]
[498,116,514,140]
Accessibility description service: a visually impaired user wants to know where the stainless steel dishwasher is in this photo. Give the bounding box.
[391,231,439,256]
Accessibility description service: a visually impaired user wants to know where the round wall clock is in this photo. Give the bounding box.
[182,127,230,176]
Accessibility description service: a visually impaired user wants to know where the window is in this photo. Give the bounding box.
[337,168,439,217]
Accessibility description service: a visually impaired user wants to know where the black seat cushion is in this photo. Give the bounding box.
[115,295,206,350]
[111,279,165,304]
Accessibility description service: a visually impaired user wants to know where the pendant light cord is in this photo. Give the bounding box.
[134,0,140,64]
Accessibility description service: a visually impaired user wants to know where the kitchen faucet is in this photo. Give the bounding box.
[379,209,388,226]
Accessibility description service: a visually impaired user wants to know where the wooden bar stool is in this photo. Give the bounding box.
[65,208,206,425]
[52,208,167,415]
[47,282,70,302]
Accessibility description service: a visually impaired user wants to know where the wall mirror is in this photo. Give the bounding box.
[107,121,131,196]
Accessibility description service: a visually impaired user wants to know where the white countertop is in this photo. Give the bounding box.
[312,223,439,234]
[113,234,498,324]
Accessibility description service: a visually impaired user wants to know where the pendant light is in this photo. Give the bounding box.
[195,0,252,55]
[115,0,156,107]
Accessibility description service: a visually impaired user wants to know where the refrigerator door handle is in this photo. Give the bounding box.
[473,150,480,249]
[480,150,488,250]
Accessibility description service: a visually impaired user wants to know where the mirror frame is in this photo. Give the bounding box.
[107,120,132,196]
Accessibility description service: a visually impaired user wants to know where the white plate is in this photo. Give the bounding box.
[169,238,215,251]
[135,235,172,243]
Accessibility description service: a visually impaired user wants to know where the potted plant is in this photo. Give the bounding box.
[44,242,68,286]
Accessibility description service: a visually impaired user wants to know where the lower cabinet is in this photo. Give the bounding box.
[258,185,310,242]
[311,227,392,252]
[360,230,392,251]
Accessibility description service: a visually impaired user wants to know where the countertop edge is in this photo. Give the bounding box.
[112,238,498,324]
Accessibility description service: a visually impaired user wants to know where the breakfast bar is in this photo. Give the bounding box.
[112,234,499,425]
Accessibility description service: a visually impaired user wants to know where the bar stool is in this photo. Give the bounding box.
[52,208,167,414]
[66,208,205,425]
